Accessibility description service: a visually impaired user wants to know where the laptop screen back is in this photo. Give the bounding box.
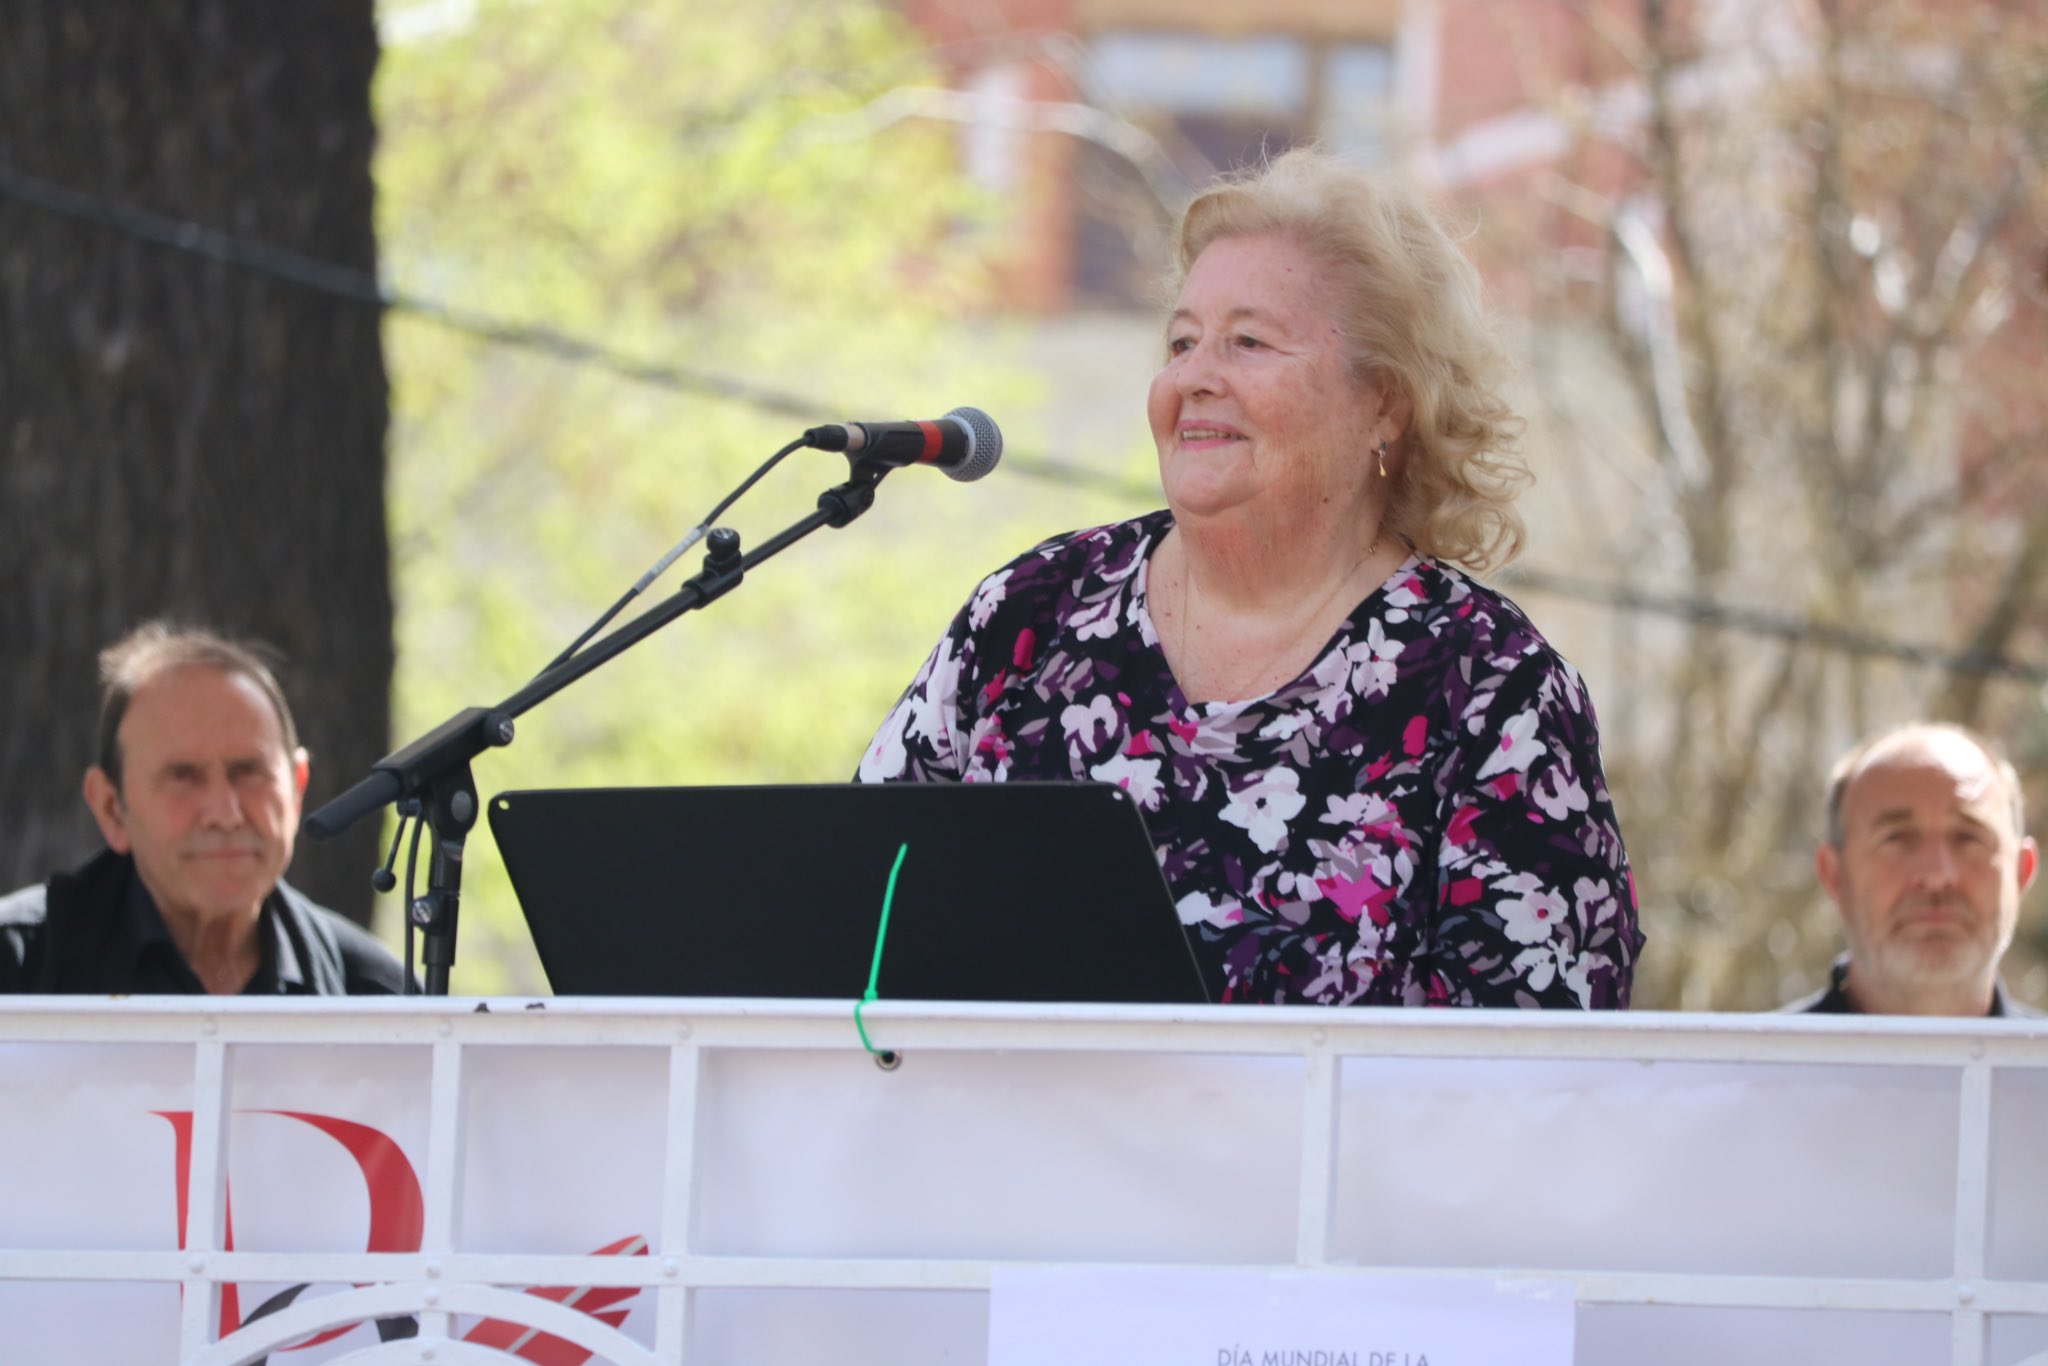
[488,781,1209,1005]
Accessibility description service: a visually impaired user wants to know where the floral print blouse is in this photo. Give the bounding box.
[858,511,1641,1008]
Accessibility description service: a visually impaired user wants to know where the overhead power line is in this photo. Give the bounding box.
[3,163,2043,687]
[8,164,1147,496]
[1502,568,2048,684]
[0,163,1140,496]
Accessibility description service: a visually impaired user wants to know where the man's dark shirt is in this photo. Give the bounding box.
[0,849,407,996]
[1789,955,2043,1018]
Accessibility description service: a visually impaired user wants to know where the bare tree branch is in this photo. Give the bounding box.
[1935,506,2048,724]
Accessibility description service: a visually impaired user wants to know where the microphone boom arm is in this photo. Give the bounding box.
[304,464,891,995]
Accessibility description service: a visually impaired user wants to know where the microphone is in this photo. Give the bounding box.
[803,406,1002,483]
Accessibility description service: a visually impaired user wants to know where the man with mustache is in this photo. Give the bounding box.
[1,623,405,995]
[1795,723,2040,1017]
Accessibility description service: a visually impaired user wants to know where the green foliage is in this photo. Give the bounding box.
[374,0,1140,990]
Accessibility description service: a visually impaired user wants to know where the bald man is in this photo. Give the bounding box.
[1793,723,2040,1017]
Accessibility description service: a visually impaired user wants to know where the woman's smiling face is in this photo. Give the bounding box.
[1148,231,1396,529]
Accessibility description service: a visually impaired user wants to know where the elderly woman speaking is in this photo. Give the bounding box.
[860,150,1641,1008]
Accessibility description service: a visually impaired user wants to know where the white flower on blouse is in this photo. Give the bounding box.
[1573,876,1617,925]
[1511,943,1559,993]
[1550,657,1587,711]
[1560,948,1596,1007]
[1383,570,1426,619]
[967,570,1011,631]
[1496,870,1567,945]
[1476,707,1546,780]
[1277,867,1323,903]
[1324,791,1393,829]
[1070,592,1122,642]
[1221,766,1307,853]
[1301,649,1351,722]
[1061,693,1120,755]
[1530,766,1589,820]
[1259,711,1309,741]
[1176,888,1242,927]
[1129,590,1160,645]
[1090,752,1164,809]
[858,702,912,780]
[1348,618,1404,699]
[870,636,961,774]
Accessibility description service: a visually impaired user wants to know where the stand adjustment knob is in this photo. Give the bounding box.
[705,526,742,569]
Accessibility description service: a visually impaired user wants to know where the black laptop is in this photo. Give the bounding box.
[488,781,1210,1004]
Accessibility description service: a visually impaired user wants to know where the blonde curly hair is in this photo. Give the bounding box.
[1169,148,1528,572]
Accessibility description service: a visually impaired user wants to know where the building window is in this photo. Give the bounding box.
[1072,30,1396,307]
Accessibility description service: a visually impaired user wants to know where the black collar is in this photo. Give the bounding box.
[1806,956,2011,1017]
[107,862,306,994]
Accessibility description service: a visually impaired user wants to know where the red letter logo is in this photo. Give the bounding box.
[159,1111,644,1362]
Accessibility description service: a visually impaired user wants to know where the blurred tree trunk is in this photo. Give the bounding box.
[0,1,391,923]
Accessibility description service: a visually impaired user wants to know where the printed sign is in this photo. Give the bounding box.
[987,1267,1574,1366]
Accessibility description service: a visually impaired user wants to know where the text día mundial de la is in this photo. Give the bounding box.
[1216,1351,1428,1366]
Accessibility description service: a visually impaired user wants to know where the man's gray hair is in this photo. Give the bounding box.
[1822,722,2026,848]
[95,621,299,790]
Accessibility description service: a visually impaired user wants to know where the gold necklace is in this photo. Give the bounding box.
[1172,533,1381,702]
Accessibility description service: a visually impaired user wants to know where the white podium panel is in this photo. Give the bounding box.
[1,997,2043,1366]
[0,1280,185,1363]
[0,1042,190,1252]
[457,1045,673,1257]
[1989,1313,2048,1365]
[1990,1068,2048,1282]
[1575,1304,1956,1365]
[1332,1058,1961,1277]
[695,1048,1306,1261]
[687,1288,988,1364]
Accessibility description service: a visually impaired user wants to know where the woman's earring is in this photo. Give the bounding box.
[1377,441,1389,479]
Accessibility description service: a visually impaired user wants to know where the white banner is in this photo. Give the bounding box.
[3,998,2046,1366]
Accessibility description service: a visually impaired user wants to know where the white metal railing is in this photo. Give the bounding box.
[1,998,2045,1366]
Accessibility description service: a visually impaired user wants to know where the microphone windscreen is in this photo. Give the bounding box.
[944,406,1003,483]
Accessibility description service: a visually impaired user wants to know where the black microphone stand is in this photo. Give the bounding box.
[304,466,890,995]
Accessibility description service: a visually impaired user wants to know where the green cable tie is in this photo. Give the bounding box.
[854,842,910,1057]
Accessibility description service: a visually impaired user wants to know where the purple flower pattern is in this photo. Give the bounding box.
[858,511,1641,1008]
